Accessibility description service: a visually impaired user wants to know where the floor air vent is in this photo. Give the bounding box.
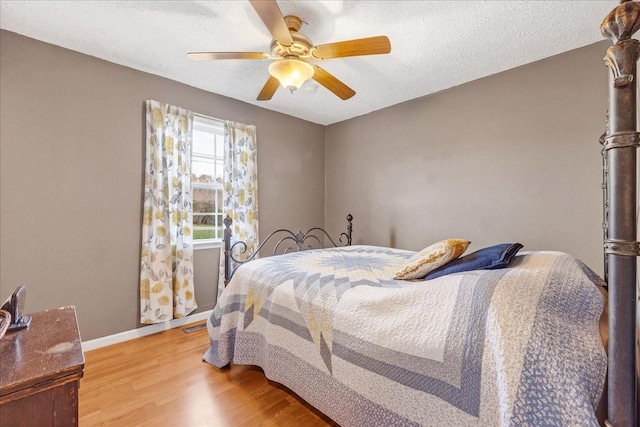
[182,323,207,334]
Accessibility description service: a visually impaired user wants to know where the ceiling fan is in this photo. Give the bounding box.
[187,0,391,101]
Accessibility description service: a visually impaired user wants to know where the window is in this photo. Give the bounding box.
[192,115,224,248]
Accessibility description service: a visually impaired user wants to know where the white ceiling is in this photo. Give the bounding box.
[0,1,615,125]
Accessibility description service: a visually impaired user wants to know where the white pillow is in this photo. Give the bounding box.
[394,239,471,280]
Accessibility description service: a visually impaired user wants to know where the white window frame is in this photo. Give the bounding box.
[192,114,224,250]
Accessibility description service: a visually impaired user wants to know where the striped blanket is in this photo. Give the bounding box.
[204,245,606,426]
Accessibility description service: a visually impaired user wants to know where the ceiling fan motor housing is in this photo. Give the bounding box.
[270,15,312,60]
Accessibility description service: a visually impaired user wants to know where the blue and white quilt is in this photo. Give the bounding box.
[204,245,606,426]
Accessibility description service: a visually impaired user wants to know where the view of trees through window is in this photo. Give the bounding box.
[192,116,224,242]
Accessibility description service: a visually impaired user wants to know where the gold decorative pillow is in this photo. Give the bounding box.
[394,239,471,280]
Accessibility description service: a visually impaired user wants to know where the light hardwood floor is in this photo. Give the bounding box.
[79,322,338,426]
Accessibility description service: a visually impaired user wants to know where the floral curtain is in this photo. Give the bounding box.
[140,100,197,324]
[217,121,259,299]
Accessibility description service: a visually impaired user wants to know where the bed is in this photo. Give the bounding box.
[206,243,607,426]
[204,1,639,426]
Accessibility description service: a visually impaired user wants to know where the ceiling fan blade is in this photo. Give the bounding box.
[187,52,268,61]
[312,36,391,60]
[249,0,293,47]
[257,76,280,100]
[312,66,355,100]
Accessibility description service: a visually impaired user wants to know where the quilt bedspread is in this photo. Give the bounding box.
[204,245,606,426]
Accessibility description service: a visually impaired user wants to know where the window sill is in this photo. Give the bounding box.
[193,240,222,250]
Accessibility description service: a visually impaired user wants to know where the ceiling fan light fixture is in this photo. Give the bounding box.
[268,59,314,93]
[189,2,390,101]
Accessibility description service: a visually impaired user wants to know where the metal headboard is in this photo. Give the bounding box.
[601,1,640,425]
[222,213,353,285]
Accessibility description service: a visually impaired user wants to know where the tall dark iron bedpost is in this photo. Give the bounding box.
[602,1,640,425]
[223,215,233,286]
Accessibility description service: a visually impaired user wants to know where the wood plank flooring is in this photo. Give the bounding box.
[79,322,338,426]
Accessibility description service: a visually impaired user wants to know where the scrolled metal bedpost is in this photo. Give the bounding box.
[339,213,353,246]
[223,215,233,286]
[601,1,640,425]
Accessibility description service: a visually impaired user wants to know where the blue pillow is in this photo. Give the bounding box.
[424,243,523,280]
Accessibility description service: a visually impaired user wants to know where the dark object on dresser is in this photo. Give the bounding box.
[0,306,84,427]
[0,310,10,340]
[0,285,32,333]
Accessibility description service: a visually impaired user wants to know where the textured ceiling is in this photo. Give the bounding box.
[0,1,614,125]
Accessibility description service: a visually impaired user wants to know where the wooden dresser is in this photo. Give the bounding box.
[0,306,84,426]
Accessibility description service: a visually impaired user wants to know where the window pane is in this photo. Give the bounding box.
[194,212,215,240]
[215,160,224,184]
[193,188,217,240]
[192,157,216,184]
[215,189,223,213]
[192,115,224,242]
[194,188,215,215]
[193,225,216,240]
[215,134,224,158]
[193,129,216,156]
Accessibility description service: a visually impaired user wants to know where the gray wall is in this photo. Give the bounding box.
[0,30,325,340]
[1,29,611,341]
[325,41,609,275]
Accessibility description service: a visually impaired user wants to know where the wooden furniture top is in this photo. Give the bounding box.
[0,306,84,398]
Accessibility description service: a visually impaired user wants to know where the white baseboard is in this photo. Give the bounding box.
[81,310,213,352]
